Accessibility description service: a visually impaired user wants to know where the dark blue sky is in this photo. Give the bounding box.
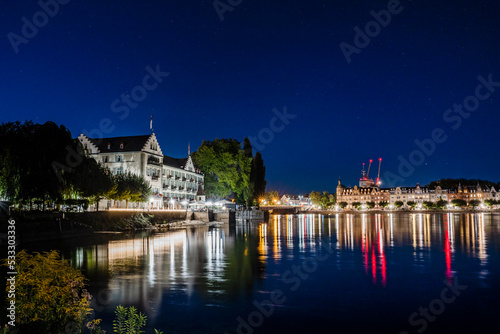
[1,0,499,194]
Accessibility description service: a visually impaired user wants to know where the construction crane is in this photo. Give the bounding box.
[376,158,382,186]
[366,159,373,179]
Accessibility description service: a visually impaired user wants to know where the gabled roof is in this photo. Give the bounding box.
[163,156,187,169]
[88,134,152,153]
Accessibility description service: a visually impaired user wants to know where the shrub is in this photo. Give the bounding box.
[2,250,92,333]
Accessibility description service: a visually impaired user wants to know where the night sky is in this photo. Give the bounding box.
[1,0,499,194]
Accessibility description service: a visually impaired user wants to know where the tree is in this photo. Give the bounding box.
[379,201,389,208]
[249,151,266,207]
[243,137,253,158]
[366,201,375,209]
[338,202,348,209]
[407,201,417,209]
[436,199,447,209]
[73,158,115,211]
[426,178,497,190]
[263,190,279,204]
[3,250,92,333]
[394,201,404,209]
[352,202,362,210]
[423,201,435,210]
[468,200,480,208]
[0,121,79,208]
[484,199,496,207]
[109,173,151,208]
[452,199,467,208]
[192,139,251,202]
[309,191,334,208]
[309,191,322,207]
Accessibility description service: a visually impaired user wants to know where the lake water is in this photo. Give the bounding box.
[24,213,500,333]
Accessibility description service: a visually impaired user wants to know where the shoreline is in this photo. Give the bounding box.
[0,211,227,245]
[298,209,500,215]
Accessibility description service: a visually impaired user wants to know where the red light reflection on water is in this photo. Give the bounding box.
[362,223,386,287]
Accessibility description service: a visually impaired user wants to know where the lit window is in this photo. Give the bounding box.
[115,155,122,162]
[107,143,111,150]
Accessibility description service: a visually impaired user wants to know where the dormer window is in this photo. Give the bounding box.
[107,143,111,150]
[120,142,124,149]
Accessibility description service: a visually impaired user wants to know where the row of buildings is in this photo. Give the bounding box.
[336,179,500,209]
[78,132,205,209]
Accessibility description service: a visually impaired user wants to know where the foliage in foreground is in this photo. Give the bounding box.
[112,305,162,334]
[1,251,166,334]
[2,250,92,333]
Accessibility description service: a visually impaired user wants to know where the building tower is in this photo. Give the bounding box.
[336,178,345,200]
[196,184,206,202]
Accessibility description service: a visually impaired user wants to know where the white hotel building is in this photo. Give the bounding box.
[78,132,205,209]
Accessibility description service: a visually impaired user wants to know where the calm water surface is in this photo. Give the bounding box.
[26,213,500,333]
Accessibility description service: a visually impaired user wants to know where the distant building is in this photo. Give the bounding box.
[78,132,204,209]
[280,194,312,206]
[336,179,499,208]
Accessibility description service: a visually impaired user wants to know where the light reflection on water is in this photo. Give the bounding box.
[50,212,500,333]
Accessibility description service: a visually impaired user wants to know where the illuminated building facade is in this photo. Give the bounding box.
[78,132,204,209]
[336,179,500,208]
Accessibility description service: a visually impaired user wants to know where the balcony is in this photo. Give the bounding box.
[147,156,161,166]
[163,184,170,189]
[182,177,187,181]
[171,186,177,190]
[151,175,159,181]
[175,176,180,180]
[167,175,173,179]
[179,187,185,191]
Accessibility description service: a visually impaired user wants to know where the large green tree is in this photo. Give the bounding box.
[192,139,251,202]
